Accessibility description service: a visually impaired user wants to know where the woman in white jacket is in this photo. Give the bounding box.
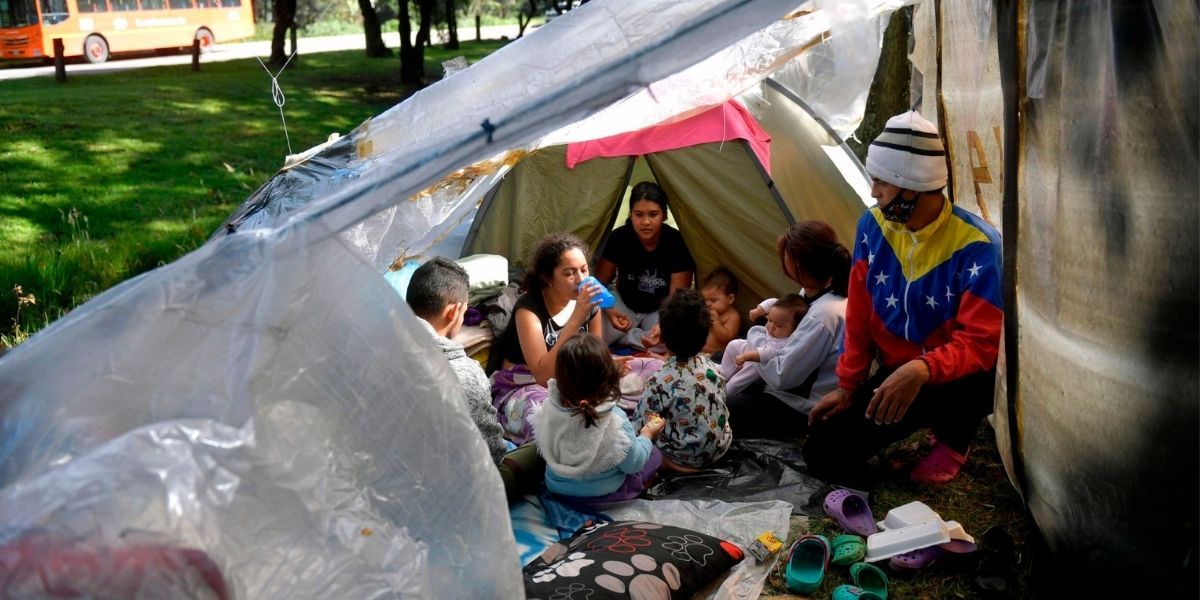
[725,221,849,437]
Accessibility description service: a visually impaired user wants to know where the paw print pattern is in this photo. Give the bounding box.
[586,526,652,554]
[548,582,594,600]
[662,534,715,567]
[532,552,596,583]
[591,554,682,598]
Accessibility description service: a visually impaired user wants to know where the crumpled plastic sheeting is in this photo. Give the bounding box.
[218,0,906,270]
[290,0,805,242]
[910,0,1004,225]
[644,439,827,517]
[218,133,362,236]
[768,0,898,140]
[339,156,516,271]
[1001,0,1198,594]
[0,231,522,598]
[602,499,793,600]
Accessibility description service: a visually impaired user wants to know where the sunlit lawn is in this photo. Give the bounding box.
[0,40,505,344]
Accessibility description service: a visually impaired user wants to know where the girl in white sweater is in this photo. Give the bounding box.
[533,335,664,503]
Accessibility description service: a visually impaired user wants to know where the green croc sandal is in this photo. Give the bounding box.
[850,561,889,600]
[784,534,830,595]
[833,584,885,600]
[830,534,866,566]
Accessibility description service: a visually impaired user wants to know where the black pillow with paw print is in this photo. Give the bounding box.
[522,520,745,600]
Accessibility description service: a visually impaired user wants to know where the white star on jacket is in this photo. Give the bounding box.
[968,262,982,278]
[926,295,939,308]
[874,271,889,286]
[945,285,955,302]
[885,294,899,308]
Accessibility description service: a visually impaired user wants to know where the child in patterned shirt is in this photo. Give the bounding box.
[637,289,733,472]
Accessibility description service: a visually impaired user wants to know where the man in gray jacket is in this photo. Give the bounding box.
[407,257,508,465]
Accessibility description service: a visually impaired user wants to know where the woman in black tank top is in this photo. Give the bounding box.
[490,233,606,444]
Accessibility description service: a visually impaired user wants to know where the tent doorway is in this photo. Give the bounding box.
[462,82,869,316]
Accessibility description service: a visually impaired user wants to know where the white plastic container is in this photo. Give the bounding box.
[877,501,939,531]
[864,520,951,562]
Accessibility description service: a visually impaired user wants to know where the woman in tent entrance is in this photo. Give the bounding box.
[725,221,849,437]
[490,233,609,445]
[595,181,696,351]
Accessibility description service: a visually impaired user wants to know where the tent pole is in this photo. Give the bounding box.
[593,156,638,260]
[996,0,1028,498]
[738,139,795,225]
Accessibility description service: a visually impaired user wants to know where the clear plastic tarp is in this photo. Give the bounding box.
[0,1,914,597]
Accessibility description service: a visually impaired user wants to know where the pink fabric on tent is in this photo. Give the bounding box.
[565,101,773,175]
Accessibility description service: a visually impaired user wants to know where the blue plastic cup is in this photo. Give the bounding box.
[580,276,616,308]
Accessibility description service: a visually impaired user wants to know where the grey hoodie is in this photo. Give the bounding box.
[422,320,508,464]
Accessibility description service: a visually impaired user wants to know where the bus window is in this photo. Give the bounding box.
[111,0,135,10]
[140,0,163,9]
[40,0,68,24]
[76,0,107,12]
[167,0,190,8]
[1,0,39,27]
[222,0,240,6]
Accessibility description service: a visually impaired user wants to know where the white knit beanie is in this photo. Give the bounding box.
[865,111,948,192]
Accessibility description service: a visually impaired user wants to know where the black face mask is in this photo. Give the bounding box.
[881,189,918,223]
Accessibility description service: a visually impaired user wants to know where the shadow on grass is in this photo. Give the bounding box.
[0,41,505,339]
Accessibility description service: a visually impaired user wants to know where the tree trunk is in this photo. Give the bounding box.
[414,0,434,50]
[517,0,536,37]
[399,0,422,83]
[847,6,912,163]
[358,0,393,57]
[444,0,458,50]
[269,0,295,65]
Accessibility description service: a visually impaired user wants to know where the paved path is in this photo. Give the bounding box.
[0,25,523,81]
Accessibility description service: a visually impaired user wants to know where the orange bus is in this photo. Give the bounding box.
[0,0,253,63]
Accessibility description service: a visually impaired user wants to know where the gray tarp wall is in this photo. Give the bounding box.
[915,0,1198,594]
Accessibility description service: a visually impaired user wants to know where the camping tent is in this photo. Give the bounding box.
[0,0,1195,597]
[457,90,869,319]
[228,88,871,319]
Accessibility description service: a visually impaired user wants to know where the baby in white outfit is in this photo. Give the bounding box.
[719,294,808,396]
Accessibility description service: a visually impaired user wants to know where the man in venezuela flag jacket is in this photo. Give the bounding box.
[804,111,1003,485]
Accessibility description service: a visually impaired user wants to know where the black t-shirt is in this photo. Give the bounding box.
[497,291,598,367]
[601,224,695,314]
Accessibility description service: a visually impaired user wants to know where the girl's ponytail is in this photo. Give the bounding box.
[571,399,601,428]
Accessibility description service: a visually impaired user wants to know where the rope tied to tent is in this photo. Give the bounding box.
[251,1,339,158]
[256,52,298,156]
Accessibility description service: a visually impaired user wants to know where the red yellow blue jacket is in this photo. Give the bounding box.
[837,200,1003,391]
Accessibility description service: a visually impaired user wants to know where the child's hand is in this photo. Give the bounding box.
[734,350,760,366]
[607,309,633,331]
[614,355,633,375]
[641,414,666,438]
[748,307,766,322]
[641,324,662,348]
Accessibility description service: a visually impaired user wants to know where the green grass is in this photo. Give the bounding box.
[0,39,506,346]
[760,424,1037,599]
